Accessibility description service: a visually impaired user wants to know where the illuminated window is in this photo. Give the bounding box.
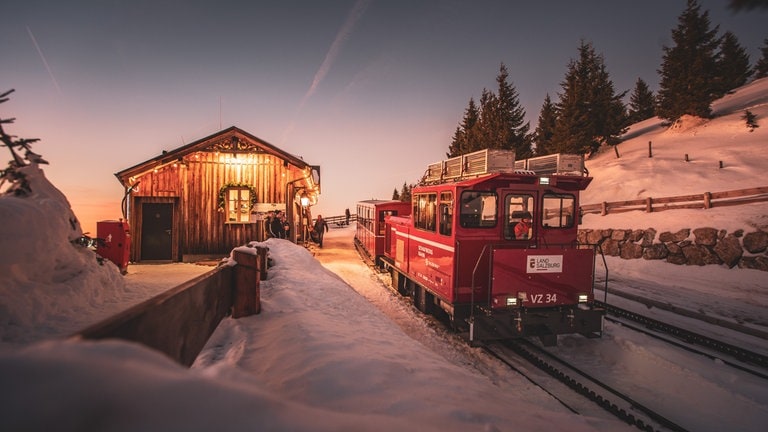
[226,187,252,223]
[413,193,437,232]
[439,191,453,236]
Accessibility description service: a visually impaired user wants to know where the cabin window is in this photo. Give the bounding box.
[504,194,535,240]
[459,191,497,228]
[226,187,253,223]
[413,193,437,232]
[439,191,453,236]
[378,210,398,235]
[542,193,575,229]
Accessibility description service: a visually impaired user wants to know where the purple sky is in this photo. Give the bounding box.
[2,0,765,232]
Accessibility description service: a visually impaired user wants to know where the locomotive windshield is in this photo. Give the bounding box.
[459,191,497,228]
[542,193,576,228]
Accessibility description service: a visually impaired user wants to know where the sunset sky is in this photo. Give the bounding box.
[2,0,765,233]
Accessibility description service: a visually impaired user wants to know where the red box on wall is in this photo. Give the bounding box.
[96,220,131,274]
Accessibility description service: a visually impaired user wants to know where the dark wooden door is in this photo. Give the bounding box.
[141,203,173,260]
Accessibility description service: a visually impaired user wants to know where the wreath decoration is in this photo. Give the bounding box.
[217,182,258,211]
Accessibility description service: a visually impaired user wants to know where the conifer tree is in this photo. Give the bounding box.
[492,63,533,158]
[447,64,532,158]
[447,98,479,157]
[399,182,411,202]
[550,41,627,155]
[475,88,497,152]
[714,31,752,96]
[656,0,720,121]
[627,78,656,124]
[533,94,557,156]
[753,38,768,79]
[392,188,400,200]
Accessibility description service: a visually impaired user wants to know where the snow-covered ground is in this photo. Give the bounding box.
[1,79,767,431]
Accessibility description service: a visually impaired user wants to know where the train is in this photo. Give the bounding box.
[354,149,605,346]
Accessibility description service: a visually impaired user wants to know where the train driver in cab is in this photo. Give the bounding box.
[514,211,533,240]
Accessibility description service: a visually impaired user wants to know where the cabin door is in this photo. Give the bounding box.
[140,203,173,260]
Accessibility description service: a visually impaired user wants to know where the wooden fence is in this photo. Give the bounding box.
[324,213,357,227]
[71,247,268,367]
[580,186,768,216]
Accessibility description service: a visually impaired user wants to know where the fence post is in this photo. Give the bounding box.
[703,192,712,209]
[601,201,607,216]
[645,197,652,212]
[685,153,689,162]
[232,248,262,318]
[648,141,653,158]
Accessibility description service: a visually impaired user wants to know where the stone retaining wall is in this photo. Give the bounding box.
[577,227,768,271]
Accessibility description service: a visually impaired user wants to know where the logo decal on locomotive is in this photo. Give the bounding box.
[527,255,564,273]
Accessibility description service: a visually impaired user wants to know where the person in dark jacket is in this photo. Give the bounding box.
[270,211,285,239]
[313,214,329,247]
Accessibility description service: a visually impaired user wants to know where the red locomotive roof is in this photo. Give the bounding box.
[419,172,593,191]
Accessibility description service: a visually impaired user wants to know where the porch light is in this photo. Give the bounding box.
[578,294,588,303]
[300,192,310,207]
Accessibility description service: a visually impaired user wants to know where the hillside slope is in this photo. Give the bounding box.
[581,77,768,233]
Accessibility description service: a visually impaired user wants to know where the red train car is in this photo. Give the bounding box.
[355,200,411,267]
[381,150,604,346]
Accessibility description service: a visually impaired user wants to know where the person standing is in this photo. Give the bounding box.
[270,211,285,239]
[313,214,329,248]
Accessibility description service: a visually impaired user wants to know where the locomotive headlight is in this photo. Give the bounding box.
[506,297,518,307]
[578,294,589,303]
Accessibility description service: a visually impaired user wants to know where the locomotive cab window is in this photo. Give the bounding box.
[439,191,453,236]
[459,191,497,228]
[542,193,576,229]
[413,193,437,232]
[226,187,252,223]
[378,210,398,235]
[504,194,534,240]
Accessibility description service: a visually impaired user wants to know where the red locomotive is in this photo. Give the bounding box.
[357,149,604,346]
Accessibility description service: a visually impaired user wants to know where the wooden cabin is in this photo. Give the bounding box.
[115,126,320,262]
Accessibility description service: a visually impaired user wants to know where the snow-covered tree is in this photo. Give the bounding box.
[656,0,720,121]
[0,89,47,196]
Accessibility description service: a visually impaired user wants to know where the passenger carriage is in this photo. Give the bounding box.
[354,200,411,268]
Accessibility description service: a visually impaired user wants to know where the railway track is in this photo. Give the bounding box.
[597,300,768,377]
[485,340,685,431]
[482,300,768,431]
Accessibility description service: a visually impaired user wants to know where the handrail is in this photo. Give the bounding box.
[469,244,491,321]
